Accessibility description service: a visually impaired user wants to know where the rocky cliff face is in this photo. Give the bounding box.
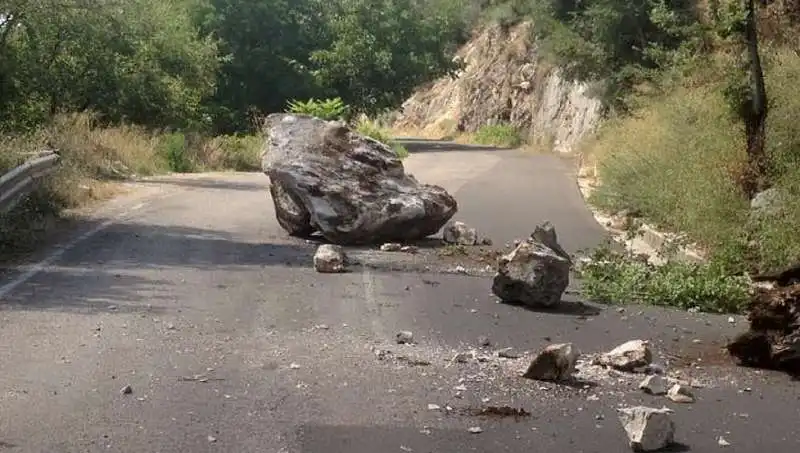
[394,22,603,153]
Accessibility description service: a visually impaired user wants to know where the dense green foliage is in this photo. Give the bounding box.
[0,0,473,135]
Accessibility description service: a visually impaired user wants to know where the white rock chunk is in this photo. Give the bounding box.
[522,343,580,382]
[618,406,676,451]
[442,221,479,245]
[313,244,347,273]
[598,339,653,371]
[666,384,695,403]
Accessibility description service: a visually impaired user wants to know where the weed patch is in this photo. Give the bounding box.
[576,243,751,314]
[472,123,524,148]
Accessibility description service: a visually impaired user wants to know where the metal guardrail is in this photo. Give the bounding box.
[0,150,61,214]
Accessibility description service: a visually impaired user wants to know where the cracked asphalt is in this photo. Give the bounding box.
[0,140,798,452]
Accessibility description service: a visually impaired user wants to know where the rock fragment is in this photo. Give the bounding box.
[598,340,653,371]
[477,335,491,347]
[467,426,483,434]
[618,406,675,452]
[313,244,347,273]
[638,375,667,395]
[120,385,133,395]
[442,221,479,245]
[380,242,403,252]
[522,343,579,382]
[666,384,695,403]
[492,223,571,308]
[396,331,415,344]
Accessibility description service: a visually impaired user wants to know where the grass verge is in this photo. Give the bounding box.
[470,123,524,148]
[578,49,800,313]
[0,112,262,259]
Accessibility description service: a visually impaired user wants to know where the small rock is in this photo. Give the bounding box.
[638,375,667,395]
[453,265,467,274]
[396,331,414,344]
[718,436,731,446]
[477,336,491,347]
[498,348,521,359]
[598,340,652,371]
[427,403,441,411]
[452,352,471,363]
[522,343,579,382]
[727,316,735,324]
[618,406,675,451]
[400,245,419,254]
[313,244,347,273]
[289,362,301,369]
[120,385,133,395]
[207,435,217,443]
[442,221,479,245]
[467,426,483,434]
[480,237,493,246]
[380,242,403,252]
[666,384,695,403]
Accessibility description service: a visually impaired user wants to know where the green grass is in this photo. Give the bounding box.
[576,243,751,314]
[355,117,409,159]
[472,123,524,148]
[585,49,800,275]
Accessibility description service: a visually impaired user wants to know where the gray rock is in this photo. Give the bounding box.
[263,114,457,244]
[313,244,347,273]
[638,375,667,395]
[618,406,675,451]
[666,384,695,403]
[120,385,133,395]
[529,221,573,264]
[750,187,782,212]
[492,224,571,307]
[477,335,491,347]
[442,221,479,245]
[598,340,653,371]
[380,242,403,252]
[522,343,579,382]
[396,331,414,344]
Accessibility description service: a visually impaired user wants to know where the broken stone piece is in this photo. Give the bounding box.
[442,221,479,245]
[492,223,571,308]
[477,335,491,347]
[313,244,347,273]
[380,242,403,252]
[451,352,471,363]
[120,385,133,395]
[396,331,414,344]
[618,406,675,451]
[598,340,653,371]
[400,245,419,254]
[666,384,695,403]
[639,375,667,395]
[498,348,521,359]
[263,114,457,243]
[522,343,579,382]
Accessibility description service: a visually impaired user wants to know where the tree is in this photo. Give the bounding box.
[740,0,769,197]
[0,0,219,131]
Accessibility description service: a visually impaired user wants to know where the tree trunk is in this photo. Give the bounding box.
[741,0,769,198]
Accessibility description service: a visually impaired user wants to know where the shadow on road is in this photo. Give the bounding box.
[137,177,266,192]
[396,139,504,153]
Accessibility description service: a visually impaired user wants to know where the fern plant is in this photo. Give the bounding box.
[286,97,349,121]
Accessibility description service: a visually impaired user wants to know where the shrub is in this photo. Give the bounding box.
[196,134,263,172]
[286,97,349,121]
[355,117,409,160]
[472,123,524,148]
[577,243,751,314]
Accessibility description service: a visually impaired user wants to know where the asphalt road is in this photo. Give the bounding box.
[0,141,798,453]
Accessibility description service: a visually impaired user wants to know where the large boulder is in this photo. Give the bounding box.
[492,223,571,307]
[262,114,458,244]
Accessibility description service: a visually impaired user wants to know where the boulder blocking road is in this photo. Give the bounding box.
[0,140,798,452]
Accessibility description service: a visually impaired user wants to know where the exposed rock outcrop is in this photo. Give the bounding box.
[262,114,458,244]
[394,22,602,153]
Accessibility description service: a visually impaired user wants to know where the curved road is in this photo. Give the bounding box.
[0,141,797,452]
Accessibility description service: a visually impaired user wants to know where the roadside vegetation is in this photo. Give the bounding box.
[483,0,800,313]
[470,123,525,148]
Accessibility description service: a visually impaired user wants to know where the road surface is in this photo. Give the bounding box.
[0,141,798,452]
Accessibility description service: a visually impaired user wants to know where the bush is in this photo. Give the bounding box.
[159,132,195,173]
[472,123,524,148]
[286,97,349,121]
[585,49,800,274]
[577,243,751,314]
[195,134,263,172]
